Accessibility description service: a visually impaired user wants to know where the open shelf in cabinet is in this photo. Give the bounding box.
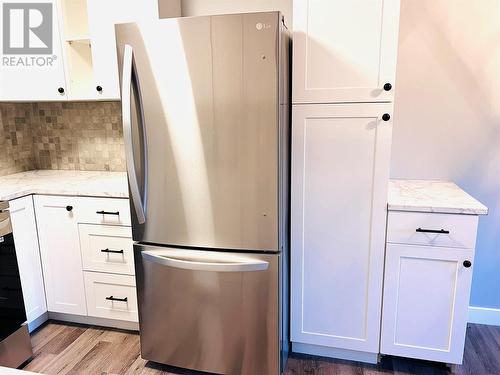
[66,39,94,99]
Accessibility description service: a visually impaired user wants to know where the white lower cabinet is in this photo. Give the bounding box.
[33,194,135,328]
[34,195,87,315]
[84,272,138,322]
[9,196,47,331]
[291,103,393,356]
[381,243,474,364]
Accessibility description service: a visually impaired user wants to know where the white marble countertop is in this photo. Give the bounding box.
[0,368,38,374]
[0,170,129,201]
[388,179,488,215]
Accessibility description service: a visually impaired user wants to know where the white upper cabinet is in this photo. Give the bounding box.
[86,0,162,100]
[9,196,47,331]
[291,103,393,353]
[0,0,163,102]
[292,0,401,104]
[57,0,95,100]
[0,0,67,101]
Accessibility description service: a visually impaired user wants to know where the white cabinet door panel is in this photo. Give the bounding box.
[9,196,47,329]
[34,195,86,315]
[0,0,67,101]
[87,0,159,100]
[293,0,400,103]
[291,103,393,352]
[381,243,474,364]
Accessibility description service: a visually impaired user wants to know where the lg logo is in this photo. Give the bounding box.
[2,3,53,55]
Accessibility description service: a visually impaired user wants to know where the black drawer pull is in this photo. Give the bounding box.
[96,210,120,216]
[101,248,124,254]
[416,228,450,234]
[106,296,128,302]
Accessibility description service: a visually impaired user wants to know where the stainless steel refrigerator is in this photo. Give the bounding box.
[116,11,290,375]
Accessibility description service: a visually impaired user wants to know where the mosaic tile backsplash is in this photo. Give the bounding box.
[0,102,126,177]
[0,103,36,176]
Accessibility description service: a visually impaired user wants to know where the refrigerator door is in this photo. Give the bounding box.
[134,243,280,374]
[116,13,281,251]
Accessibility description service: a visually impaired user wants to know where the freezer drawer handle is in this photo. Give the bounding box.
[101,248,124,254]
[416,228,450,234]
[106,296,128,302]
[141,250,269,272]
[96,210,120,216]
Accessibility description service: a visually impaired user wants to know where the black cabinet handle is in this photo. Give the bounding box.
[66,205,73,212]
[382,113,391,121]
[96,210,120,216]
[96,85,103,92]
[463,260,472,268]
[106,296,128,302]
[58,87,65,94]
[416,228,450,234]
[101,248,124,254]
[383,83,392,91]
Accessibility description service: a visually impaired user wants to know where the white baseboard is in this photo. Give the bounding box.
[469,306,500,326]
[292,342,379,364]
[27,312,49,333]
[48,312,139,331]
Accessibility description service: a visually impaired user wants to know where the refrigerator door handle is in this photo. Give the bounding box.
[122,44,147,224]
[141,250,269,272]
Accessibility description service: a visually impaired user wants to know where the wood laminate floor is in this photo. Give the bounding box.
[21,322,500,375]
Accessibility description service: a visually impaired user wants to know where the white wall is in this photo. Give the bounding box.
[391,0,500,308]
[179,0,293,28]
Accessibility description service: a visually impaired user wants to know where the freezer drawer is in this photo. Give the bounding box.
[134,243,280,375]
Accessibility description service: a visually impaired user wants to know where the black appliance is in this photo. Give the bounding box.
[0,200,32,368]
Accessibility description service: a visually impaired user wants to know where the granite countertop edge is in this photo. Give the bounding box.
[388,179,488,216]
[0,170,129,201]
[387,204,488,216]
[0,189,130,201]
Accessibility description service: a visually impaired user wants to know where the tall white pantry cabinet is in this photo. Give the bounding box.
[291,0,401,362]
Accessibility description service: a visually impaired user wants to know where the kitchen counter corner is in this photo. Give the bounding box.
[0,170,129,201]
[388,179,488,215]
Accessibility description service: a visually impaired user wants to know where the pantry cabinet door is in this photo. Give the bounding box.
[87,0,160,100]
[0,0,67,101]
[381,244,474,364]
[292,0,400,104]
[9,196,47,331]
[291,103,393,353]
[34,195,87,315]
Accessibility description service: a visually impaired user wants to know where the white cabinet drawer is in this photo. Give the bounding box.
[77,197,131,226]
[387,211,478,249]
[80,224,134,275]
[84,272,138,322]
